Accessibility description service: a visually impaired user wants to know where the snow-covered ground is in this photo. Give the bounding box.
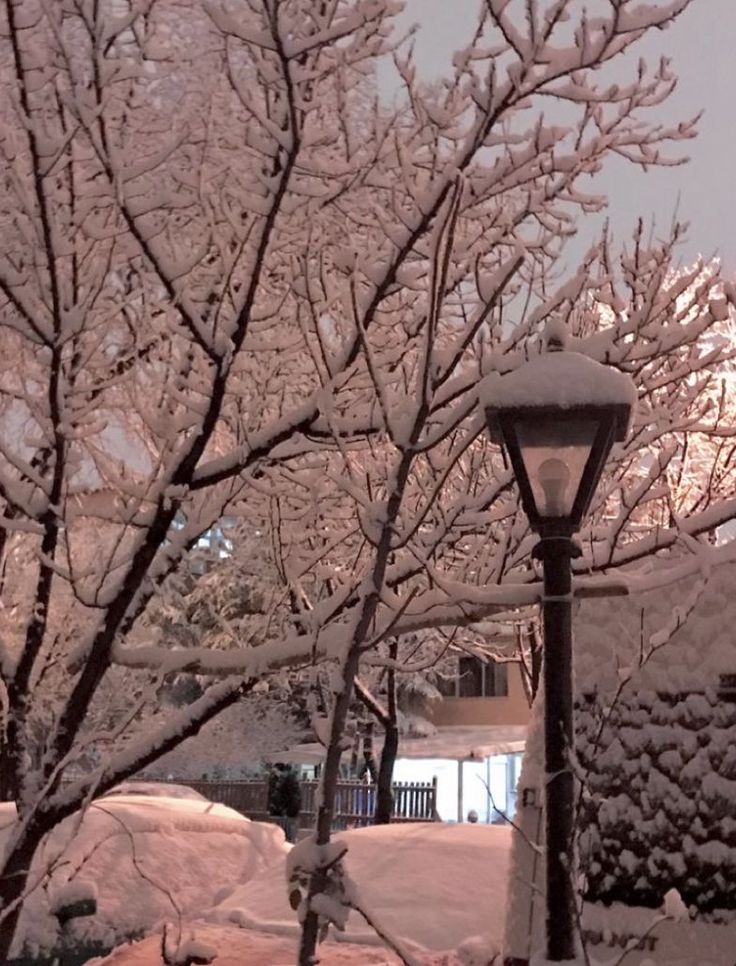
[94,923,502,965]
[88,820,512,964]
[209,822,511,957]
[94,925,405,965]
[7,801,736,966]
[0,794,287,962]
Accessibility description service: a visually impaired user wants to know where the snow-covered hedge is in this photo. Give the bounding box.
[577,689,736,914]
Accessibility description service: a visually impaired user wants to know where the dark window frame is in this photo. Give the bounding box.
[438,655,509,698]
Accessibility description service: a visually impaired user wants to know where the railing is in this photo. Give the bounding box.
[179,777,438,829]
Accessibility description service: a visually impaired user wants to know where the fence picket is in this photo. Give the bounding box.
[158,777,437,829]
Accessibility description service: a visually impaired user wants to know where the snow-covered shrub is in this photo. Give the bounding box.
[578,689,736,913]
[286,836,353,935]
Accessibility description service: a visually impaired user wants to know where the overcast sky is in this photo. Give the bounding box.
[378,0,736,273]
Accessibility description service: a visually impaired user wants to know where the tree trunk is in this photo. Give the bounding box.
[0,823,46,962]
[373,644,398,825]
[0,745,14,802]
[297,648,362,965]
[373,721,398,824]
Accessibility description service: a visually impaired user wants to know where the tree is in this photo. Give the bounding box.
[0,0,402,955]
[0,0,734,962]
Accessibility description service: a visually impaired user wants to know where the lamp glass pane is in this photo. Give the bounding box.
[514,418,598,518]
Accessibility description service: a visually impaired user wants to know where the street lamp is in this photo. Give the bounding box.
[482,335,635,962]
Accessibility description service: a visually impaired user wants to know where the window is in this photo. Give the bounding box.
[438,656,509,698]
[718,673,736,702]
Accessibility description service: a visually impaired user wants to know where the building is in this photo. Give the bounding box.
[283,654,531,824]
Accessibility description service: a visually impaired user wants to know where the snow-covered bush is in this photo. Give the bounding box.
[578,689,736,914]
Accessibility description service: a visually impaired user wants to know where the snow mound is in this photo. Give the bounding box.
[0,799,287,960]
[208,822,511,954]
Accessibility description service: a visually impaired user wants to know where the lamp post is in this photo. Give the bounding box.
[482,336,635,962]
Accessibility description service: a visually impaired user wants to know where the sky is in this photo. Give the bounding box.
[378,0,736,274]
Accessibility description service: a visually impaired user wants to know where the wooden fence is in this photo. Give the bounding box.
[180,777,438,829]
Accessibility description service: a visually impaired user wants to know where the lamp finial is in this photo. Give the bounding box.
[542,319,569,353]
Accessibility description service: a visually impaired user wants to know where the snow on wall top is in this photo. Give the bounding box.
[480,350,637,412]
[574,561,736,694]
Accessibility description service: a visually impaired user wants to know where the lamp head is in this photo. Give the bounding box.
[482,350,635,534]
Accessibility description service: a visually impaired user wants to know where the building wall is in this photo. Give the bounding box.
[428,662,531,727]
[574,559,736,695]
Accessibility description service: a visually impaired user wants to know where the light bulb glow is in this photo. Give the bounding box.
[537,457,571,516]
